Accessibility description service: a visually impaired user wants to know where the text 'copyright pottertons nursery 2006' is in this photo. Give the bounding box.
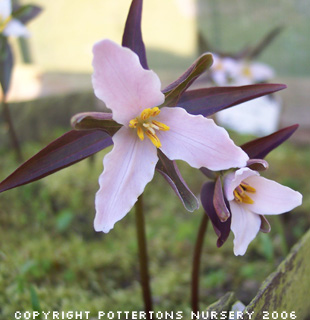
[14,310,298,319]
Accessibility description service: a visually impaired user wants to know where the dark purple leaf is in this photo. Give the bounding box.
[122,0,148,69]
[177,83,286,117]
[71,112,121,136]
[200,181,231,248]
[0,37,13,96]
[0,130,113,193]
[213,176,230,222]
[12,4,42,24]
[241,124,299,159]
[156,150,198,212]
[162,53,213,107]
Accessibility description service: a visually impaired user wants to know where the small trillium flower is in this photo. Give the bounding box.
[224,167,302,256]
[92,39,249,233]
[210,54,239,86]
[234,61,274,86]
[0,0,29,37]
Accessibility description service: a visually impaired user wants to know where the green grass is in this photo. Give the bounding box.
[0,134,308,318]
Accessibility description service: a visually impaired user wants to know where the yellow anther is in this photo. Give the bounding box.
[145,130,161,148]
[129,107,169,148]
[152,120,170,131]
[234,181,256,204]
[150,107,160,117]
[129,119,138,128]
[233,190,243,203]
[140,108,153,120]
[137,126,144,141]
[240,182,256,193]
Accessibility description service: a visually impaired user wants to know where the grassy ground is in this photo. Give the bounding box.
[0,132,309,318]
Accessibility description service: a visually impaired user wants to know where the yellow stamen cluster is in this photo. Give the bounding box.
[129,107,170,148]
[233,181,256,204]
[0,15,12,33]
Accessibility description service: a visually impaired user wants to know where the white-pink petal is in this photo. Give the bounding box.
[92,39,164,126]
[242,175,303,215]
[224,167,259,201]
[156,107,249,170]
[94,127,158,233]
[230,201,261,256]
[0,0,11,18]
[3,19,29,37]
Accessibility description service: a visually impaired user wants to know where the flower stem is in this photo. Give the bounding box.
[1,95,23,162]
[135,194,153,316]
[191,213,209,313]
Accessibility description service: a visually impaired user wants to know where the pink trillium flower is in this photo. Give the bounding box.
[0,0,29,37]
[224,167,302,256]
[92,39,249,233]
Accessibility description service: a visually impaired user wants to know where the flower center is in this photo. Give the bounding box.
[0,15,12,33]
[129,107,169,148]
[233,181,256,204]
[242,65,252,78]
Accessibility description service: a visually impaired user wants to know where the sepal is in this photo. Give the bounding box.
[71,112,121,136]
[0,130,112,193]
[177,83,286,116]
[200,181,231,247]
[162,53,213,107]
[241,124,299,159]
[156,150,199,212]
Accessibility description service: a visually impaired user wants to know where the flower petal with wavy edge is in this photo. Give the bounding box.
[92,39,164,126]
[95,127,158,233]
[243,174,302,215]
[230,201,261,256]
[156,107,249,170]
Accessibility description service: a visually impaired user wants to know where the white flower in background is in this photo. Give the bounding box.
[210,54,240,86]
[0,0,29,37]
[224,167,302,256]
[234,61,275,86]
[210,54,274,86]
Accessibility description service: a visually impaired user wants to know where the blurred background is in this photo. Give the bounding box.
[0,0,309,317]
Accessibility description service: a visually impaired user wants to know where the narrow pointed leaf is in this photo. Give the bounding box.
[0,130,113,193]
[246,26,284,60]
[71,112,121,135]
[12,4,42,24]
[213,176,230,222]
[122,0,148,69]
[201,182,231,248]
[197,29,213,54]
[162,53,213,107]
[156,150,199,212]
[177,83,286,117]
[241,124,299,159]
[0,37,13,96]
